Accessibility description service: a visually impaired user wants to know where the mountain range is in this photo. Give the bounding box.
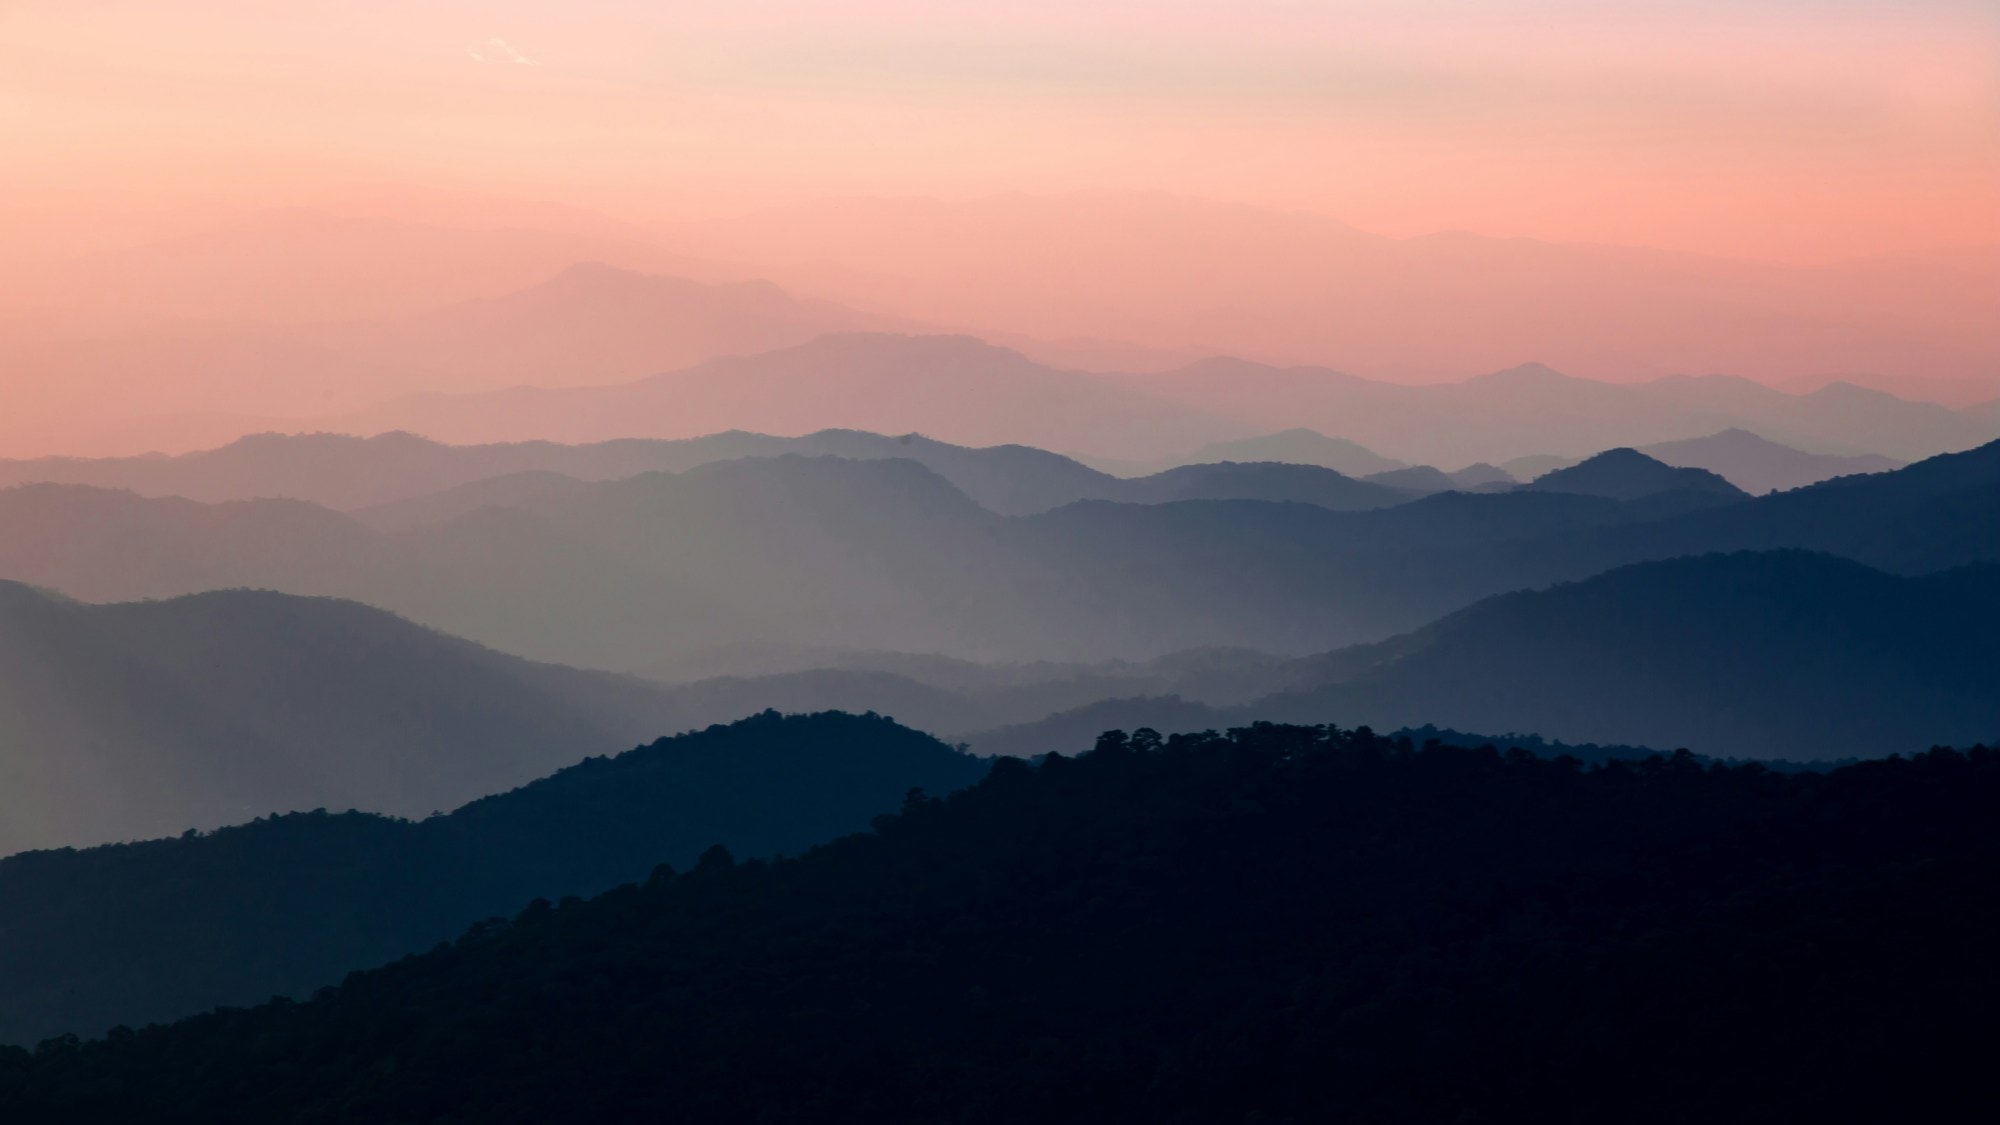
[1634,429,1904,494]
[327,333,1239,462]
[1150,428,1409,477]
[0,165,1982,1125]
[319,335,1995,465]
[0,423,1909,520]
[962,551,2000,762]
[0,428,1409,517]
[6,720,1992,1120]
[299,262,912,395]
[3,452,1993,832]
[1112,356,1995,465]
[10,194,1994,466]
[1,442,1992,674]
[664,191,2000,386]
[0,583,694,852]
[1258,551,2000,759]
[0,711,985,1046]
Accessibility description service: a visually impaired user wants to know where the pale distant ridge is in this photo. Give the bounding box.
[1120,356,1993,464]
[1638,429,1903,494]
[327,333,1240,461]
[310,261,914,393]
[669,191,1999,386]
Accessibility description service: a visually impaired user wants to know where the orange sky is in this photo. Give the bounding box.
[3,0,1995,264]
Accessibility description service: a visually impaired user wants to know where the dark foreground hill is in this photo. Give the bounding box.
[4,724,1993,1123]
[0,712,986,1047]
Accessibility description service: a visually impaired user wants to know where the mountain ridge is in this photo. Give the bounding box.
[0,711,987,1046]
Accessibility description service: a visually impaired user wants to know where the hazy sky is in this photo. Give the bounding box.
[4,0,1995,262]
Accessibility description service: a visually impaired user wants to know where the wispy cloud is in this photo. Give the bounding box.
[466,38,540,66]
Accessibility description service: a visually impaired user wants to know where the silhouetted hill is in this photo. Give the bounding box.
[955,548,2000,759]
[0,583,699,852]
[1110,461,1405,509]
[959,695,1234,759]
[0,429,1087,515]
[0,428,1411,519]
[1525,448,1747,500]
[1636,428,1902,493]
[1364,464,1458,492]
[1362,463,1518,494]
[1449,462,1515,487]
[5,723,1994,1121]
[777,430,1118,514]
[1570,438,2000,577]
[1255,552,2000,759]
[0,712,986,1046]
[1167,429,1406,476]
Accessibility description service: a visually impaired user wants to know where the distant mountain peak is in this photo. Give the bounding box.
[1473,362,1574,385]
[1526,447,1747,501]
[1635,429,1907,494]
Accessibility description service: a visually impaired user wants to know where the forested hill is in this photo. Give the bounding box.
[6,724,1995,1123]
[0,711,986,1047]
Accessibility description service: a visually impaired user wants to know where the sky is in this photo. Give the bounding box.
[3,0,1995,263]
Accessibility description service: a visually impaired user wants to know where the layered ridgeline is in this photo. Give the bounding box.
[0,712,987,1047]
[1,262,913,451]
[666,192,2000,394]
[0,583,689,852]
[963,552,2000,761]
[0,428,1410,516]
[3,724,1993,1122]
[12,551,1987,856]
[1108,353,1994,465]
[0,424,1901,513]
[66,332,1976,467]
[1635,429,1903,495]
[1,584,1097,852]
[306,337,2000,464]
[2,442,1992,670]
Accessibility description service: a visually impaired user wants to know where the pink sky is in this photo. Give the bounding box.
[0,1,1994,459]
[3,0,1994,263]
